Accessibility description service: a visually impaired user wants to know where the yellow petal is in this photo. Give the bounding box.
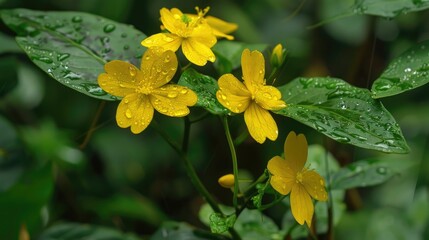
[191,23,217,48]
[244,102,278,143]
[267,156,296,178]
[140,48,178,89]
[159,8,185,35]
[284,131,308,173]
[141,33,182,52]
[302,170,328,201]
[290,184,314,227]
[205,16,238,40]
[270,175,294,195]
[254,85,286,110]
[116,93,154,134]
[98,60,141,97]
[216,74,251,113]
[241,49,265,92]
[181,37,216,66]
[150,84,197,117]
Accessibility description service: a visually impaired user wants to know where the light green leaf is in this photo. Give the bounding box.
[372,40,429,98]
[330,158,416,189]
[0,8,146,101]
[178,68,229,115]
[276,77,409,153]
[38,223,141,240]
[353,0,429,18]
[213,41,268,74]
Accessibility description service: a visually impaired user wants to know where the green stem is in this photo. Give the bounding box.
[220,116,240,210]
[152,120,242,240]
[151,121,221,213]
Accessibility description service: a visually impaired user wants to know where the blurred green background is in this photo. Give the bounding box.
[1,0,429,239]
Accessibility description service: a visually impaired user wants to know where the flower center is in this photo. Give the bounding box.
[296,172,303,183]
[136,86,152,95]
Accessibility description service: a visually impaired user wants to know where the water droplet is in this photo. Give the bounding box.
[320,179,324,186]
[164,55,171,62]
[57,53,70,61]
[72,16,82,23]
[121,33,127,38]
[124,99,129,103]
[404,67,412,73]
[168,92,178,98]
[37,57,53,64]
[376,167,387,175]
[180,89,188,94]
[129,67,137,77]
[125,109,132,118]
[103,24,116,33]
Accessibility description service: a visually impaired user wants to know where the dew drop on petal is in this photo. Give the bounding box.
[129,67,137,77]
[125,109,133,118]
[168,92,178,98]
[180,89,188,94]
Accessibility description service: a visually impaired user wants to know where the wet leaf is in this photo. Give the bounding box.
[38,223,140,240]
[213,41,267,75]
[234,209,282,240]
[330,158,416,189]
[372,40,429,98]
[178,68,229,115]
[276,77,409,153]
[0,8,146,101]
[353,0,429,18]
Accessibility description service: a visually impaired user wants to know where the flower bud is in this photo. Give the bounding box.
[218,174,235,188]
[270,43,287,69]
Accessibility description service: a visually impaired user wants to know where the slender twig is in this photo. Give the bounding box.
[79,101,106,149]
[220,116,240,210]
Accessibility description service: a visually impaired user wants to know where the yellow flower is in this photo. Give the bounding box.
[199,15,237,40]
[216,49,286,143]
[141,7,217,66]
[267,132,328,227]
[98,47,197,134]
[218,174,235,188]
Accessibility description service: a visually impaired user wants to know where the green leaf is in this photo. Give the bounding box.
[38,223,141,240]
[0,8,146,101]
[209,213,236,234]
[213,41,268,75]
[330,158,416,189]
[80,194,167,226]
[178,68,229,115]
[371,40,429,98]
[150,221,226,240]
[276,77,409,153]
[353,0,429,18]
[0,164,53,239]
[234,209,282,240]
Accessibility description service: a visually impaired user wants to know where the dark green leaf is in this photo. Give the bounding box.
[0,32,21,53]
[81,194,167,226]
[276,77,409,153]
[178,68,229,115]
[234,209,281,240]
[0,115,28,192]
[372,40,429,98]
[353,0,429,18]
[38,223,141,240]
[213,41,267,75]
[330,158,415,189]
[0,164,53,239]
[0,8,146,101]
[0,56,19,97]
[150,221,227,240]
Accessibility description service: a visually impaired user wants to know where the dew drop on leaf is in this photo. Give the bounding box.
[103,24,116,33]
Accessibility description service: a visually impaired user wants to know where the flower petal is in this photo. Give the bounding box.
[217,74,251,113]
[181,37,216,66]
[116,94,154,134]
[241,49,265,92]
[255,85,286,110]
[191,23,217,47]
[302,170,328,201]
[270,175,294,195]
[244,102,278,143]
[205,16,238,40]
[141,33,182,52]
[150,84,197,117]
[98,60,141,97]
[140,48,178,89]
[267,156,296,178]
[159,8,185,35]
[290,184,314,227]
[284,131,308,173]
